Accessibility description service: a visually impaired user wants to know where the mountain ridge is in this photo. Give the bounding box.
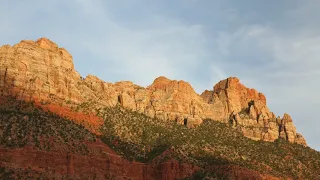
[0,37,306,146]
[1,37,320,179]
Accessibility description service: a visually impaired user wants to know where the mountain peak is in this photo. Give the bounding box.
[283,113,293,122]
[148,76,194,93]
[213,76,266,104]
[0,38,306,146]
[11,37,75,70]
[36,37,59,51]
[151,76,172,87]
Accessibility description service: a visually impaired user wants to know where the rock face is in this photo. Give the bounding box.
[0,37,306,146]
[0,146,198,180]
[201,78,306,145]
[0,38,81,103]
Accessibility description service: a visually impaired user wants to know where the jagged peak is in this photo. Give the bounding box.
[148,76,195,93]
[282,113,293,122]
[15,37,67,54]
[212,77,266,104]
[152,76,172,85]
[84,74,103,82]
[36,37,58,50]
[213,77,241,91]
[213,77,260,91]
[15,37,58,51]
[11,37,75,70]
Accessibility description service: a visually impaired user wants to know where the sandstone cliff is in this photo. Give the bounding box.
[0,37,306,146]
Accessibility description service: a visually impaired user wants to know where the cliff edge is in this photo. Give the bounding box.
[0,37,306,146]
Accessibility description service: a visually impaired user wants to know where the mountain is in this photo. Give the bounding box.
[0,38,319,179]
[0,38,306,145]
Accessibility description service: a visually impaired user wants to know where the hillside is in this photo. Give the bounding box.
[0,97,320,179]
[0,97,198,179]
[0,38,319,179]
[99,106,320,179]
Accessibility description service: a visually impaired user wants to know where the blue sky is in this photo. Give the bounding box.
[1,0,319,151]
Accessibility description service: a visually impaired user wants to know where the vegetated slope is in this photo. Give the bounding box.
[0,97,97,154]
[99,106,320,179]
[0,97,198,180]
[1,96,320,179]
[0,97,105,179]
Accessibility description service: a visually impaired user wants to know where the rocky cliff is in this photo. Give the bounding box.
[0,37,306,146]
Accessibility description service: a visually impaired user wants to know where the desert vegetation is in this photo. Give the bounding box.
[98,105,320,179]
[0,98,96,155]
[1,98,320,179]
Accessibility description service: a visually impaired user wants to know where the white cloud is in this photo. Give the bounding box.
[66,2,208,86]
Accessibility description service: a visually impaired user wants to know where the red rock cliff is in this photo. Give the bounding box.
[0,38,306,146]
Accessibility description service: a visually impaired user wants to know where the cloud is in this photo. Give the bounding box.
[69,3,208,86]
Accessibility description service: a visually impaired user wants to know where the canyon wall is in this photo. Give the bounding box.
[0,38,306,145]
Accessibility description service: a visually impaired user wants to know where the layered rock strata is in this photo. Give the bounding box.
[0,146,198,179]
[0,38,306,145]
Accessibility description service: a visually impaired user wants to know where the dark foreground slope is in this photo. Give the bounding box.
[0,96,320,179]
[0,97,197,180]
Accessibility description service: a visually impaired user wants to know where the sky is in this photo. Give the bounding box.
[0,0,319,151]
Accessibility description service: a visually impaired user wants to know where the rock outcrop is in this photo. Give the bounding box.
[0,37,307,146]
[201,78,306,145]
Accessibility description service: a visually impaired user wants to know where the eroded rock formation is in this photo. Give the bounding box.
[201,78,306,145]
[0,37,306,146]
